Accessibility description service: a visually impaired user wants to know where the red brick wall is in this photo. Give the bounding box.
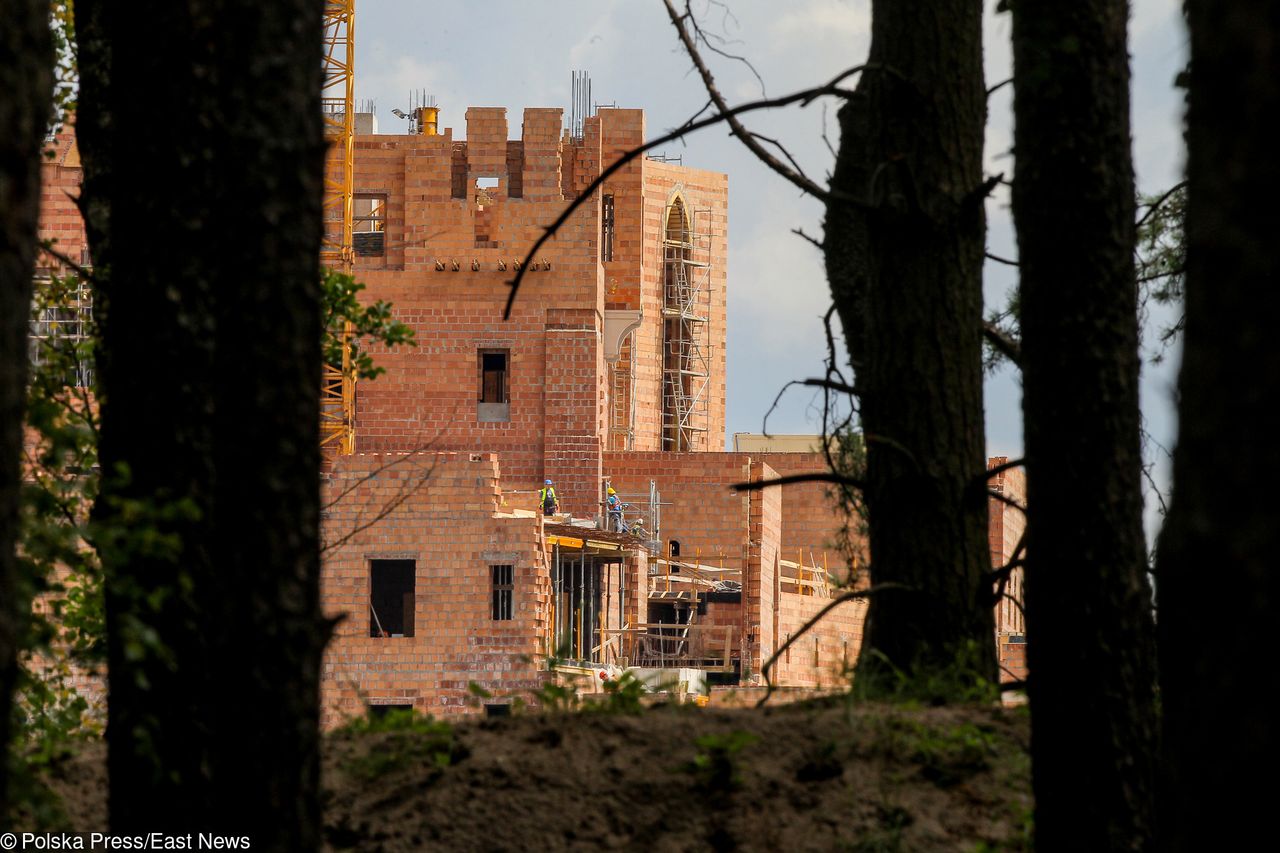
[37,125,88,273]
[604,451,752,569]
[772,591,867,689]
[320,452,552,722]
[988,457,1028,684]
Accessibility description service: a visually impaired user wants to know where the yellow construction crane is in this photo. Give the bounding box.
[320,0,356,459]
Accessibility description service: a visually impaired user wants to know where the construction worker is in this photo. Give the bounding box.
[539,479,560,516]
[606,487,624,532]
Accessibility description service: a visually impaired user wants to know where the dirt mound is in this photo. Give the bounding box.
[39,699,1032,851]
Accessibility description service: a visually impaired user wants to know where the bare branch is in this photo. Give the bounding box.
[965,173,1005,209]
[760,376,856,438]
[503,71,876,319]
[985,251,1019,267]
[38,242,94,280]
[664,0,833,200]
[987,77,1013,97]
[989,488,1027,514]
[682,0,767,97]
[748,131,818,187]
[820,102,839,160]
[1137,265,1185,285]
[732,471,865,492]
[1135,179,1188,229]
[755,583,910,708]
[792,227,824,250]
[320,455,438,555]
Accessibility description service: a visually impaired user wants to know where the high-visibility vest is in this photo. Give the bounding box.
[539,487,557,508]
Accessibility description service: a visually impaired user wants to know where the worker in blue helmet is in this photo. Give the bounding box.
[539,478,560,516]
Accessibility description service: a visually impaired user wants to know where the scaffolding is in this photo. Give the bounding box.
[28,276,94,388]
[319,0,357,460]
[661,202,714,451]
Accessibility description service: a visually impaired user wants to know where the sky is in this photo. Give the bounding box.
[353,0,1188,529]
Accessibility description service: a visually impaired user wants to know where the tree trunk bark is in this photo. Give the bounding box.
[86,2,327,846]
[1011,3,1159,849]
[823,0,996,693]
[1157,3,1280,849]
[0,0,52,822]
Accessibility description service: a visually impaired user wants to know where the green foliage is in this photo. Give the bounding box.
[844,805,913,853]
[898,719,996,787]
[532,678,581,713]
[1136,183,1187,362]
[596,671,648,715]
[8,272,104,823]
[337,708,463,780]
[687,730,758,793]
[321,268,415,380]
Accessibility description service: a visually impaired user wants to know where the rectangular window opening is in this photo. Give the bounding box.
[491,564,514,621]
[478,349,511,422]
[354,192,387,256]
[370,559,415,637]
[601,193,615,262]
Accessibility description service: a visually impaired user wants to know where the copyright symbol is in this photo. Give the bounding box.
[1,831,18,850]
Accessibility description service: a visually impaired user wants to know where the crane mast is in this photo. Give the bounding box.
[320,0,356,459]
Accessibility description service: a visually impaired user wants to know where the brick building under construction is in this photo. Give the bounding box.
[34,104,1026,723]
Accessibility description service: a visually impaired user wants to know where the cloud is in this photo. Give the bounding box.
[769,0,870,52]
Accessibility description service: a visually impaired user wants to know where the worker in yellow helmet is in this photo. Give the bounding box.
[606,486,624,532]
[539,479,560,516]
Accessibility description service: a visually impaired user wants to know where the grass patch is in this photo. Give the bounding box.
[337,707,466,780]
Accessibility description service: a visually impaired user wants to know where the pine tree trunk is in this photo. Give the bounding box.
[1011,3,1159,849]
[1157,3,1280,849]
[0,0,52,822]
[87,2,327,846]
[823,0,996,692]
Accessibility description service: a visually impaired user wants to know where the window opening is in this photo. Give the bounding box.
[479,351,508,404]
[370,559,415,637]
[354,193,387,256]
[491,564,514,620]
[601,193,615,262]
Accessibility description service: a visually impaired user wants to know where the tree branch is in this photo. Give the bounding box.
[792,227,824,250]
[756,583,910,708]
[664,0,833,200]
[983,321,1022,366]
[503,70,878,319]
[1135,179,1188,229]
[985,457,1026,480]
[732,471,865,492]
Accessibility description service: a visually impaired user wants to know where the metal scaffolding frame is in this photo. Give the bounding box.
[320,0,357,460]
[661,200,714,451]
[28,276,95,388]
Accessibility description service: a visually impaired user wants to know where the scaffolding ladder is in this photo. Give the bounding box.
[661,205,714,451]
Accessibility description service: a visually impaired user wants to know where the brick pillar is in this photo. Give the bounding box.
[465,107,509,191]
[744,459,781,683]
[542,307,603,518]
[521,108,563,201]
